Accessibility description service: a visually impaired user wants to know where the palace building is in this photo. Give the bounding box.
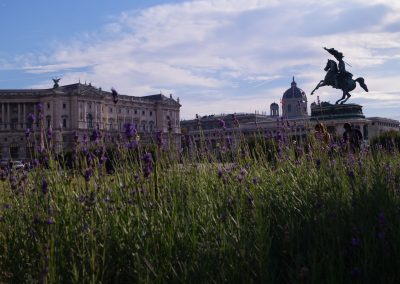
[0,81,181,159]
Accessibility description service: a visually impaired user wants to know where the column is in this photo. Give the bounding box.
[94,103,98,128]
[1,104,4,130]
[23,104,26,129]
[83,102,87,123]
[18,103,21,129]
[7,104,10,129]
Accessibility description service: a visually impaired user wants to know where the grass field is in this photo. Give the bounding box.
[1,128,400,283]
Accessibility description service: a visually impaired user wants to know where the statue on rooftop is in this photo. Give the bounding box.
[52,78,61,89]
[310,47,368,104]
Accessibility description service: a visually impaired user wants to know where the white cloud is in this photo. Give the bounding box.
[12,0,400,119]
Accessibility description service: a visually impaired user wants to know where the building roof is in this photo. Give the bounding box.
[0,82,181,106]
[282,77,307,100]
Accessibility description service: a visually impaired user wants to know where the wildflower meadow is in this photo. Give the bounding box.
[1,115,400,283]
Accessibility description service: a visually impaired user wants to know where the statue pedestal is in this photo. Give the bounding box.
[310,103,365,121]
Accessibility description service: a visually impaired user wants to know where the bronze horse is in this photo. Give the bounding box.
[311,59,368,104]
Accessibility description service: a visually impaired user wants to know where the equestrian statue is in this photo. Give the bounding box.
[311,47,368,104]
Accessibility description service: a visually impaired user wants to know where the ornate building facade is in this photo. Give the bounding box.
[0,82,181,159]
[182,77,399,148]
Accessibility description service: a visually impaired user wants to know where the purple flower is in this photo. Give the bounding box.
[253,177,258,185]
[37,103,43,113]
[99,155,107,164]
[315,159,321,169]
[218,168,224,179]
[90,129,101,142]
[131,140,139,149]
[84,168,93,182]
[46,217,55,225]
[27,113,36,123]
[25,128,31,138]
[73,131,79,143]
[351,237,361,248]
[377,212,386,227]
[32,159,39,167]
[156,131,164,148]
[46,128,52,140]
[218,119,226,129]
[143,152,153,164]
[42,179,48,195]
[142,153,153,178]
[124,123,136,139]
[347,170,355,180]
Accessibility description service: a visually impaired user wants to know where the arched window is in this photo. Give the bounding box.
[149,121,155,132]
[61,115,68,128]
[46,115,51,128]
[108,118,114,130]
[287,104,292,113]
[87,113,93,129]
[141,121,146,132]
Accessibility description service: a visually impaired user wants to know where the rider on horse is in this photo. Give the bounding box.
[324,47,352,89]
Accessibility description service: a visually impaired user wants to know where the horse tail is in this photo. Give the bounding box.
[356,77,368,92]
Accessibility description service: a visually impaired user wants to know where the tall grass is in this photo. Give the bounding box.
[1,129,400,283]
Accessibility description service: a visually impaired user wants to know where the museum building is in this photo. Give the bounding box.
[0,81,181,159]
[181,77,399,148]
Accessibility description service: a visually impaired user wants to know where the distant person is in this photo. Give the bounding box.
[343,123,363,152]
[314,122,330,145]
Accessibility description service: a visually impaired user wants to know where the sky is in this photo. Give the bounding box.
[0,0,400,120]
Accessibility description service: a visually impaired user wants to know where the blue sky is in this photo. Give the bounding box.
[1,0,400,119]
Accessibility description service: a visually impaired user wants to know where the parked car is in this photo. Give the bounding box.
[10,160,24,170]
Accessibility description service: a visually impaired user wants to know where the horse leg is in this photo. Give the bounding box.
[341,92,351,104]
[311,80,324,95]
[336,91,346,104]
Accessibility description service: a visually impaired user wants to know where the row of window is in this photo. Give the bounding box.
[371,122,399,128]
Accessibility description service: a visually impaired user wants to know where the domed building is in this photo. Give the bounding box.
[282,77,308,119]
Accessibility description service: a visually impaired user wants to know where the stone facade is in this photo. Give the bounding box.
[181,78,399,148]
[0,82,181,160]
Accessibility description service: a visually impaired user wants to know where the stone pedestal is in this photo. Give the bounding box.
[310,103,365,120]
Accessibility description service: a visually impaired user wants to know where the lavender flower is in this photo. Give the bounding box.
[351,237,361,248]
[46,128,52,140]
[84,168,93,182]
[25,128,31,138]
[27,113,36,123]
[156,131,164,148]
[73,131,79,143]
[37,103,43,113]
[218,168,224,179]
[142,153,153,178]
[315,159,321,169]
[232,113,240,127]
[218,119,226,129]
[123,123,136,139]
[90,129,101,142]
[126,140,138,150]
[42,179,49,195]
